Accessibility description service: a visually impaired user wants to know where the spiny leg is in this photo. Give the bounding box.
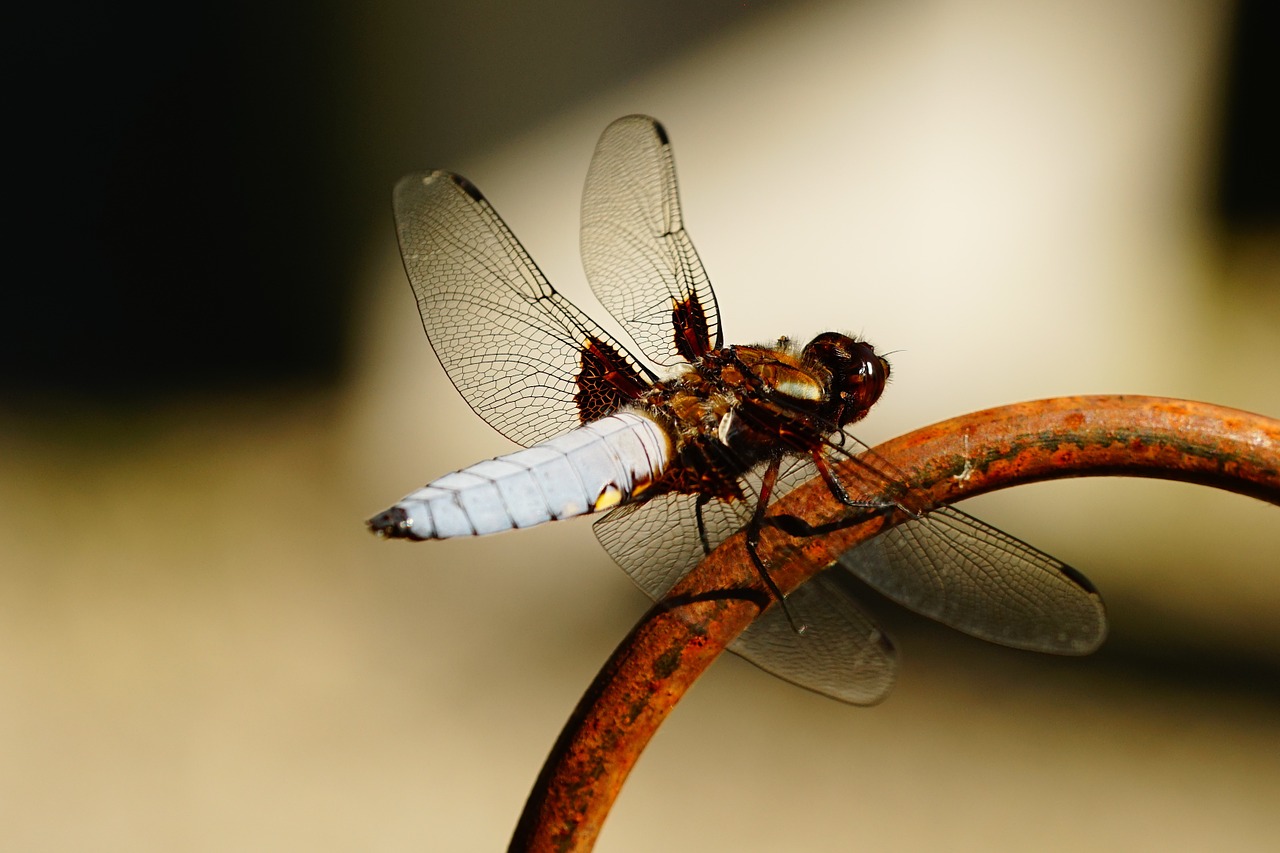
[815,436,932,522]
[695,487,804,632]
[768,449,908,540]
[694,494,713,555]
[811,448,897,510]
[745,453,808,635]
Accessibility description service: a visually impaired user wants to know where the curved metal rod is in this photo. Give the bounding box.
[509,395,1280,852]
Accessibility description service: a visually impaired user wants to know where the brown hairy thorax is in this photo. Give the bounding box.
[629,333,890,502]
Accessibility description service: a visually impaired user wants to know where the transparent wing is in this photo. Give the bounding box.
[580,115,722,367]
[732,571,896,705]
[838,504,1107,654]
[752,427,1105,653]
[596,438,1105,703]
[594,455,898,706]
[594,454,815,599]
[593,489,751,601]
[393,170,654,448]
[800,433,1107,655]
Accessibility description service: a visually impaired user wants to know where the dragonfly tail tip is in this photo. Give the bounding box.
[367,506,415,539]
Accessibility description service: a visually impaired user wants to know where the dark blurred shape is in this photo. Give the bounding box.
[5,3,354,403]
[1216,0,1280,231]
[2,1,782,407]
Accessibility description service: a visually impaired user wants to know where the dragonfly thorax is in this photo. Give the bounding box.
[629,336,888,501]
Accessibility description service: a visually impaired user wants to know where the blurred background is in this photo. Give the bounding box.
[4,0,1279,849]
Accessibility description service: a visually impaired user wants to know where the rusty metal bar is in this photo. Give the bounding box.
[508,395,1280,852]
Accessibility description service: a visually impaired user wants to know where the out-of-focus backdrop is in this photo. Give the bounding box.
[4,1,1279,850]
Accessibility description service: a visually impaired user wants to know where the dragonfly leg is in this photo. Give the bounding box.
[695,494,714,555]
[762,449,910,541]
[745,453,808,635]
[812,449,895,510]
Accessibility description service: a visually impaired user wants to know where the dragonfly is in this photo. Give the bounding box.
[368,115,1107,705]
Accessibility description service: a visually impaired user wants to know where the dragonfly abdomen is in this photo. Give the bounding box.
[368,411,671,540]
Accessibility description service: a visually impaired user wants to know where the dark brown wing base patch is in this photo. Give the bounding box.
[575,336,652,423]
[672,294,712,364]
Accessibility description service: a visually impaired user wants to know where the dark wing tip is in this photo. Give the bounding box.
[395,170,486,204]
[611,114,668,144]
[367,506,414,539]
[1058,562,1102,597]
[443,172,485,202]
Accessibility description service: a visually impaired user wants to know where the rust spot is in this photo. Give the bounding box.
[653,645,683,680]
[625,695,648,725]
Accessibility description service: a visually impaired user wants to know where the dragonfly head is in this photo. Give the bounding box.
[801,332,890,427]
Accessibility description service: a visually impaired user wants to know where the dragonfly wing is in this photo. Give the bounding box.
[730,571,897,705]
[838,504,1107,654]
[594,489,750,600]
[594,456,897,705]
[594,452,822,598]
[393,170,653,448]
[581,115,722,367]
